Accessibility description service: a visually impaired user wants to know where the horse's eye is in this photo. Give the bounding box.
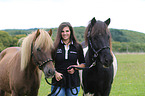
[98,33,102,35]
[93,37,97,40]
[37,48,41,51]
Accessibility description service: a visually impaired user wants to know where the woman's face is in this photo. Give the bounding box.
[61,26,71,41]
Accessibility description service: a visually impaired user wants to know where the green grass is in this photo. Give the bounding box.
[38,53,145,96]
[110,53,145,96]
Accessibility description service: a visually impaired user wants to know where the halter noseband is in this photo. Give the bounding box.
[31,43,53,70]
[87,24,110,58]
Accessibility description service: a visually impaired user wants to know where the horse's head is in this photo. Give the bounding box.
[21,29,55,78]
[32,29,55,78]
[85,17,113,68]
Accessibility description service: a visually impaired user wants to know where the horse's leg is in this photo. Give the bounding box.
[0,90,5,96]
[5,92,11,96]
[84,93,95,96]
[94,92,101,96]
[102,86,112,96]
[28,89,38,96]
[11,91,18,96]
[96,84,111,96]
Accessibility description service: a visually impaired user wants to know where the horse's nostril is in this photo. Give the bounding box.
[48,69,53,74]
[48,70,51,74]
[48,69,55,76]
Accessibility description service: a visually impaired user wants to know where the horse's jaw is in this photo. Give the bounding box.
[103,65,109,68]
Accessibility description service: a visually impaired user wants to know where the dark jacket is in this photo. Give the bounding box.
[52,41,85,88]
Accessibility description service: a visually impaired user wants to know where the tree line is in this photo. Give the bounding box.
[0,27,145,53]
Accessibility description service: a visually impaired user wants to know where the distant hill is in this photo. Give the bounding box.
[110,29,145,43]
[1,27,145,52]
[3,27,145,44]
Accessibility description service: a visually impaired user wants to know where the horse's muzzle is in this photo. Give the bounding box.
[43,67,55,78]
[100,52,113,68]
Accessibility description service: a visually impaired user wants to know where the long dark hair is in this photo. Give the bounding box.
[54,22,78,49]
[53,22,80,60]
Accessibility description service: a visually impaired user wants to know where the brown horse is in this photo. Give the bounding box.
[0,29,55,96]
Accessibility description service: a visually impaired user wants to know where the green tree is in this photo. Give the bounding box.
[0,31,13,47]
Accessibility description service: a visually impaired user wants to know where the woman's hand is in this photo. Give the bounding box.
[67,65,77,74]
[67,68,75,74]
[55,71,63,81]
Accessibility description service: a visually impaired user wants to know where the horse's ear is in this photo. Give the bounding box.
[105,18,111,26]
[91,17,96,26]
[36,29,40,38]
[48,29,52,36]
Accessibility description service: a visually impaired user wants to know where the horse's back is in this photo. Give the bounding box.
[0,47,20,60]
[0,47,20,68]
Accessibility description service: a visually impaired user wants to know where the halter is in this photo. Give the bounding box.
[31,43,53,70]
[87,24,110,60]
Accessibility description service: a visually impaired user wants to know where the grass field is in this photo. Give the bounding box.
[38,53,145,96]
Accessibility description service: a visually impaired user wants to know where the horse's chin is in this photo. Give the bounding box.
[99,61,110,68]
[103,65,109,68]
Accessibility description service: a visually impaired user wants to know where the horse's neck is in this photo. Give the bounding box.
[19,57,39,79]
[85,48,94,67]
[26,60,38,73]
[85,47,101,68]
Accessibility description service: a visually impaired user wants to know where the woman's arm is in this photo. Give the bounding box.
[67,63,85,74]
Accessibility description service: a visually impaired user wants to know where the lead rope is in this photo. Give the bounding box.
[45,76,65,96]
[45,75,79,96]
[45,63,97,96]
[45,71,81,96]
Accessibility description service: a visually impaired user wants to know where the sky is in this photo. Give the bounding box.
[0,0,145,33]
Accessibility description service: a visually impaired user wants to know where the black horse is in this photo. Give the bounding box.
[82,17,117,96]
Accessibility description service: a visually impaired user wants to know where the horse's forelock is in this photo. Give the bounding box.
[85,21,112,51]
[34,29,54,52]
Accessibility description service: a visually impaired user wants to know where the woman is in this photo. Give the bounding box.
[51,22,85,96]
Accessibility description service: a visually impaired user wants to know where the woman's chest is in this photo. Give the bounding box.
[56,45,77,62]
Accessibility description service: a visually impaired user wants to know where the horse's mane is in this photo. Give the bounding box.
[20,29,54,71]
[84,20,112,51]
